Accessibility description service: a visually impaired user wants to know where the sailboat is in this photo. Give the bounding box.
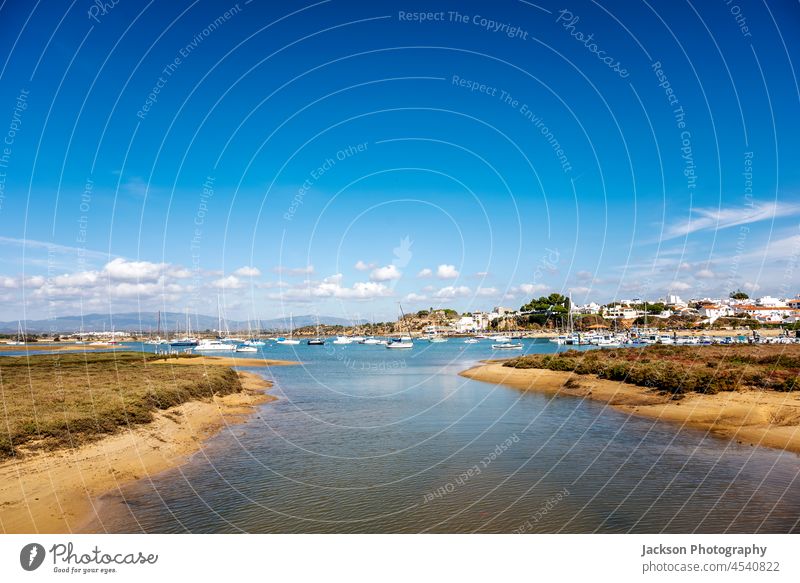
[276,313,300,345]
[387,304,413,349]
[6,321,26,345]
[170,308,199,347]
[307,317,325,345]
[144,311,168,345]
[243,319,266,346]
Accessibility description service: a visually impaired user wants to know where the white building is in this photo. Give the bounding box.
[452,316,477,333]
[573,302,601,315]
[665,294,686,307]
[697,303,734,323]
[603,305,639,319]
[756,295,787,307]
[733,304,796,322]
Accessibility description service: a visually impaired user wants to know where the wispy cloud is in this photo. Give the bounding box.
[0,236,109,260]
[665,202,800,240]
[273,265,315,276]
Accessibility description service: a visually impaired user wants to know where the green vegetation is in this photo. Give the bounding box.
[504,345,800,396]
[0,351,243,459]
[729,290,750,300]
[521,293,570,313]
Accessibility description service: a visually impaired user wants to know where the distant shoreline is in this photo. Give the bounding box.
[460,360,800,456]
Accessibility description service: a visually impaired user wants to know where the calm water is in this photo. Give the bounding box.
[86,340,800,533]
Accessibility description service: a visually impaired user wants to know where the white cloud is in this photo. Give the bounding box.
[665,202,800,239]
[695,268,716,279]
[270,274,392,301]
[417,268,432,278]
[212,275,243,289]
[568,286,591,295]
[517,283,548,295]
[103,258,167,282]
[668,281,692,291]
[436,264,459,279]
[433,285,470,299]
[476,286,499,297]
[575,270,593,282]
[234,266,261,277]
[354,260,374,271]
[1,276,18,288]
[370,264,402,281]
[743,281,761,292]
[273,265,315,276]
[404,293,428,302]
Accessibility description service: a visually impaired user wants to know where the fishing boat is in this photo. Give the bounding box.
[332,336,353,344]
[236,345,258,353]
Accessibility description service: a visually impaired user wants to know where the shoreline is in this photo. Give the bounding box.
[0,371,276,534]
[460,361,800,456]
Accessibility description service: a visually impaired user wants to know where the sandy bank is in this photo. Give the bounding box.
[461,362,800,456]
[0,371,275,534]
[147,354,297,367]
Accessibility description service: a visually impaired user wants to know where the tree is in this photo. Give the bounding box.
[729,290,749,300]
[521,293,569,313]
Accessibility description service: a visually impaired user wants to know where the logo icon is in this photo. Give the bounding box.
[20,543,45,571]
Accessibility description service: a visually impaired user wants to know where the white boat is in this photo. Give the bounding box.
[275,313,300,345]
[425,335,447,343]
[236,345,258,353]
[6,320,26,344]
[387,304,413,349]
[386,340,413,349]
[492,342,523,350]
[194,339,237,352]
[464,338,479,344]
[244,339,266,346]
[332,336,353,345]
[359,337,383,345]
[170,309,199,346]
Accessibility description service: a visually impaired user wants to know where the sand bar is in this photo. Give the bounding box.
[461,362,800,456]
[147,354,297,367]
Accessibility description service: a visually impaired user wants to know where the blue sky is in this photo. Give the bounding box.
[0,0,798,321]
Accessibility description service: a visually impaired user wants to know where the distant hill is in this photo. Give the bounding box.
[0,312,368,334]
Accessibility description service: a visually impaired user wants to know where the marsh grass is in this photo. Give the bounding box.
[0,351,242,459]
[505,344,800,396]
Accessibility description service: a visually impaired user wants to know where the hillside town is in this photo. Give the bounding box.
[397,290,800,335]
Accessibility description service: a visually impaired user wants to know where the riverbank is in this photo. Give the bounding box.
[461,349,800,456]
[0,370,276,533]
